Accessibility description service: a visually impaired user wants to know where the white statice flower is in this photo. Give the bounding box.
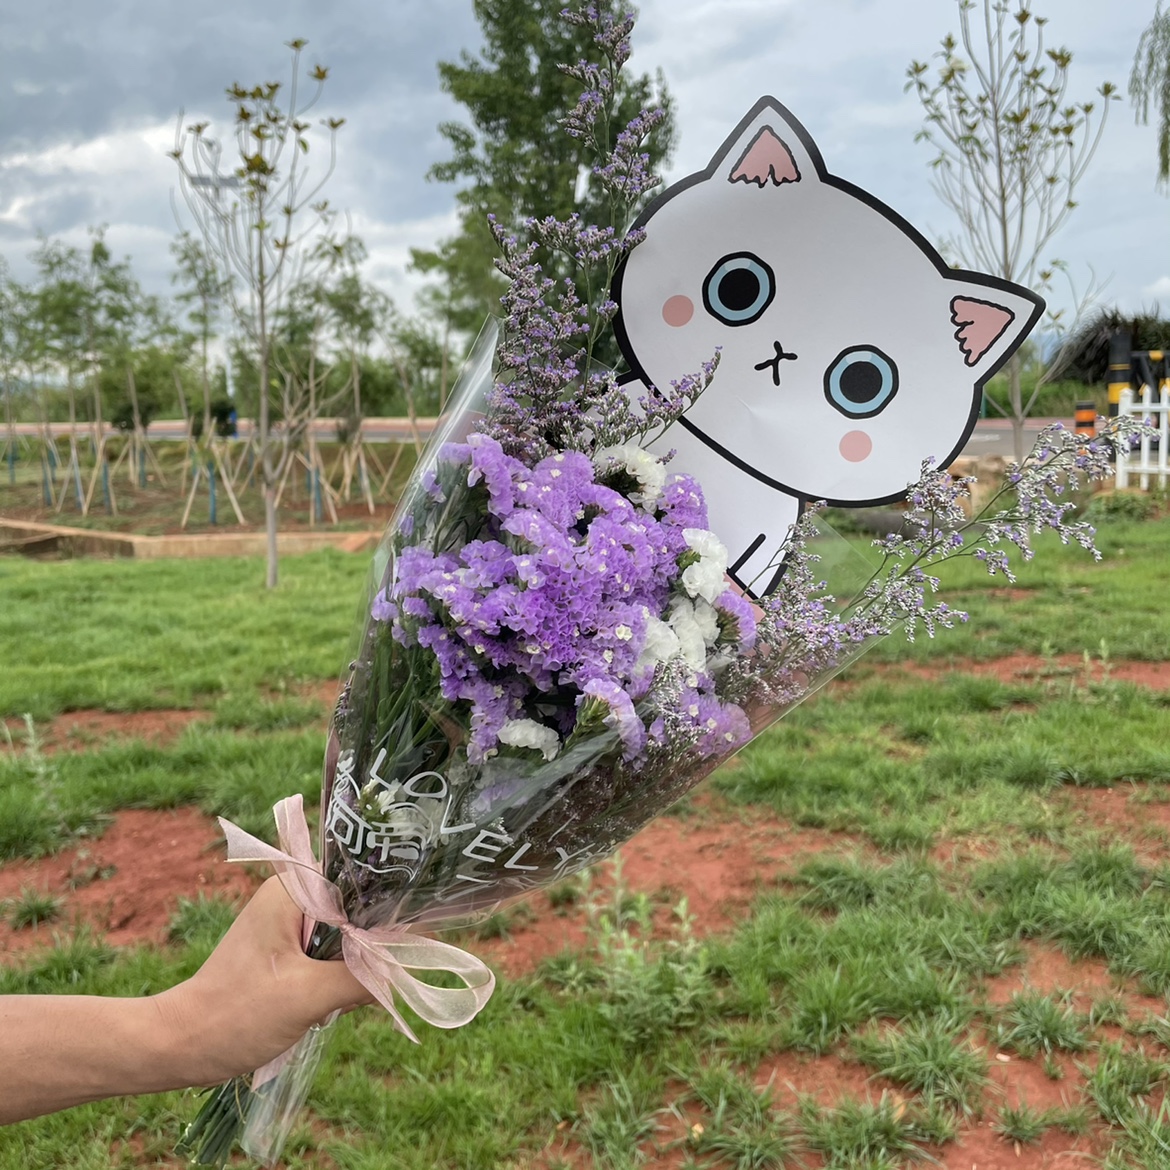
[634,608,682,672]
[691,597,719,645]
[358,777,402,818]
[594,443,667,507]
[668,598,709,669]
[680,528,730,604]
[497,718,561,761]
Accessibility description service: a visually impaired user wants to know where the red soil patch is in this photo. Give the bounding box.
[470,796,847,979]
[938,1119,1100,1170]
[872,653,1170,691]
[2,708,207,755]
[297,679,343,709]
[1062,784,1170,853]
[0,790,845,972]
[0,808,259,955]
[982,941,1123,1009]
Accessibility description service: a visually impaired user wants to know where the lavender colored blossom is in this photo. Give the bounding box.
[579,676,644,760]
[386,433,720,757]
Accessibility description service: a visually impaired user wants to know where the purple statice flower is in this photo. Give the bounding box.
[579,677,644,761]
[465,432,526,517]
[386,437,717,757]
[370,588,394,624]
[714,589,758,650]
[678,688,751,758]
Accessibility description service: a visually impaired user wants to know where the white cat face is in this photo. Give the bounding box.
[613,98,1044,505]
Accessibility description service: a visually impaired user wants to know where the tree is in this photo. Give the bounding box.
[171,231,230,437]
[0,260,19,483]
[907,0,1117,460]
[1130,1,1170,190]
[415,0,676,345]
[171,38,344,588]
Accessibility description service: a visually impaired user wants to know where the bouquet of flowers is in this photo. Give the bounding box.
[179,7,1142,1166]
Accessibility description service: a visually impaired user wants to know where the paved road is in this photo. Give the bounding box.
[15,415,1065,456]
[10,417,438,443]
[959,417,1061,460]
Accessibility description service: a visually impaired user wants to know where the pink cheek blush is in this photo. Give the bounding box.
[839,430,873,463]
[661,295,694,327]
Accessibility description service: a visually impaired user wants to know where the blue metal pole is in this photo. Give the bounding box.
[101,458,111,512]
[208,460,217,525]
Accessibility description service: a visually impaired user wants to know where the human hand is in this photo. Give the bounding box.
[153,876,373,1086]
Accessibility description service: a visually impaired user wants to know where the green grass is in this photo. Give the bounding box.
[865,518,1170,663]
[992,990,1091,1057]
[992,1100,1051,1144]
[9,823,1170,1166]
[166,893,240,948]
[0,551,367,719]
[2,518,1168,725]
[800,1093,937,1167]
[981,374,1106,420]
[0,723,322,857]
[4,887,63,930]
[850,1016,988,1112]
[2,496,1170,1167]
[718,673,1170,850]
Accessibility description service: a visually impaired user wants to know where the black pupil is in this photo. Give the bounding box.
[719,267,760,312]
[839,360,883,404]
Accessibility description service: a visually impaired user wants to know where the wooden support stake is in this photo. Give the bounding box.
[180,463,202,528]
[211,443,246,525]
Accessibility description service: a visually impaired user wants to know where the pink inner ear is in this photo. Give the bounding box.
[729,126,800,187]
[950,297,1015,367]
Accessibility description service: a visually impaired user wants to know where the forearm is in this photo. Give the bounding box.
[0,993,194,1124]
[0,879,369,1128]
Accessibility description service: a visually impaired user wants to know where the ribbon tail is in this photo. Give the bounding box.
[341,934,420,1044]
[218,795,346,926]
[341,930,495,1043]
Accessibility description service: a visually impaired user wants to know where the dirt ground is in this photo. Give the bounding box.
[2,653,1168,1167]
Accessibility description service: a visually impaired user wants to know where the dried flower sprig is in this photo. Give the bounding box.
[481,2,709,462]
[725,416,1147,715]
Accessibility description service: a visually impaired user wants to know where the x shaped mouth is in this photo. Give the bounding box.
[754,341,798,386]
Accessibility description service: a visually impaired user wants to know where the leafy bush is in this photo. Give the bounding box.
[1085,491,1157,522]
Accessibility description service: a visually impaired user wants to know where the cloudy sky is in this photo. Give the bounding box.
[0,0,1164,328]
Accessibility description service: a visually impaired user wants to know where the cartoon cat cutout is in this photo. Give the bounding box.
[612,97,1044,595]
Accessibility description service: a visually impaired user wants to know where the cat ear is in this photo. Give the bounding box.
[943,275,1044,373]
[709,97,824,189]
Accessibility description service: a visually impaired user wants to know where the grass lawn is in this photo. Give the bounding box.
[0,515,1169,1168]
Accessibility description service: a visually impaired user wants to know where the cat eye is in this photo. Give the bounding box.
[702,252,775,326]
[823,346,899,418]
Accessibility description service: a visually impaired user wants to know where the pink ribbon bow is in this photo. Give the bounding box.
[219,794,496,1050]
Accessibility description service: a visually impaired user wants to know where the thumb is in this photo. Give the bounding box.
[294,951,377,1023]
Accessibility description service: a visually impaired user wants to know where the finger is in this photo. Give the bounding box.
[300,954,377,1015]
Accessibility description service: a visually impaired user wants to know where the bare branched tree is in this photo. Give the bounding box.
[907,0,1118,460]
[170,38,344,587]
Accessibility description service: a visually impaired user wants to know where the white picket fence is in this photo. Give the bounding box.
[1115,384,1170,490]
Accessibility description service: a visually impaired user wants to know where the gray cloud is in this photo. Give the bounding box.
[0,0,1164,319]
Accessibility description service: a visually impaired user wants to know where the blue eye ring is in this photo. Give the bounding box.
[824,346,899,418]
[702,251,775,326]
